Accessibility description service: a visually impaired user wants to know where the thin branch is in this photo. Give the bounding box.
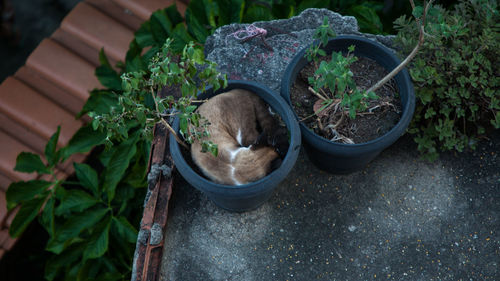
[159,118,189,149]
[367,0,434,94]
[308,86,328,101]
[151,87,189,149]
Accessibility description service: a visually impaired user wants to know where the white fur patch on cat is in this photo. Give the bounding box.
[236,129,243,146]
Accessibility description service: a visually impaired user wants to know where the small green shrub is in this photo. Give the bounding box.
[394,0,500,160]
[305,17,378,120]
[90,39,227,157]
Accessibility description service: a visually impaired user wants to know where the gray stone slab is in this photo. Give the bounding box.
[204,8,394,94]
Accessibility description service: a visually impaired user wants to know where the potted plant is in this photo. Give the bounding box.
[170,80,301,212]
[92,38,301,212]
[280,1,431,174]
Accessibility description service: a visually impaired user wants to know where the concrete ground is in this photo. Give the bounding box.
[160,10,499,280]
[160,130,499,280]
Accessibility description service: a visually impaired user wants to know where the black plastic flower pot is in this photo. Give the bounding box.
[281,35,415,174]
[170,80,301,212]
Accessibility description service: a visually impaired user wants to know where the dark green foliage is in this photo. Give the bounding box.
[7,127,148,280]
[394,0,500,160]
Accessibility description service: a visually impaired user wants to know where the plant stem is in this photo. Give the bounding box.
[367,0,433,94]
[308,86,328,101]
[159,118,189,149]
[150,87,190,149]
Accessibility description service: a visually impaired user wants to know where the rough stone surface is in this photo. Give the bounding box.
[205,8,395,94]
[160,9,499,281]
[150,223,164,246]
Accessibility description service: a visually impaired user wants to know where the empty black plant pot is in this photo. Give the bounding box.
[281,35,415,174]
[170,80,301,212]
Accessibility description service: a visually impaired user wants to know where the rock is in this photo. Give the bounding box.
[205,8,395,94]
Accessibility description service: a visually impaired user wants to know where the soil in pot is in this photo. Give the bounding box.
[179,91,290,185]
[291,56,402,144]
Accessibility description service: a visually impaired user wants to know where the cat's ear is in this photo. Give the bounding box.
[271,128,289,158]
[251,131,269,150]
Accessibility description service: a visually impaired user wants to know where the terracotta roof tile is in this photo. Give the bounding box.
[15,66,89,118]
[0,230,9,248]
[1,231,17,250]
[0,111,51,156]
[25,38,101,102]
[112,0,187,21]
[0,173,12,192]
[0,130,39,182]
[0,77,83,146]
[0,191,7,226]
[87,0,144,31]
[61,2,135,63]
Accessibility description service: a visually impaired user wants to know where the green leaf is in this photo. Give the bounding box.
[95,63,122,91]
[45,126,61,167]
[179,116,188,134]
[170,24,195,53]
[187,0,210,28]
[74,163,99,196]
[77,259,102,281]
[243,4,273,23]
[78,90,120,118]
[102,131,140,202]
[347,5,383,34]
[14,152,50,174]
[296,0,329,14]
[55,189,99,216]
[111,216,138,243]
[185,8,210,43]
[165,4,184,26]
[83,215,111,260]
[62,125,107,160]
[9,196,46,237]
[45,243,85,281]
[98,48,113,68]
[135,21,155,48]
[271,0,295,19]
[46,206,109,254]
[217,0,244,25]
[150,9,171,44]
[95,273,123,281]
[6,180,52,209]
[40,196,56,236]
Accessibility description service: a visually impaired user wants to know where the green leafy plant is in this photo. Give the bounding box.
[90,38,227,157]
[6,124,148,280]
[305,0,431,121]
[300,1,432,144]
[308,40,379,120]
[394,0,500,160]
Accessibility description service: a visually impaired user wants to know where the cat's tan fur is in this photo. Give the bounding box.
[190,89,280,185]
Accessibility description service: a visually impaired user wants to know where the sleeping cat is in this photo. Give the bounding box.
[190,89,287,185]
